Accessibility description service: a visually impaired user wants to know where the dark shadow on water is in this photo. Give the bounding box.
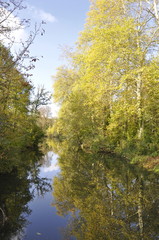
[1,146,159,240]
[0,150,51,240]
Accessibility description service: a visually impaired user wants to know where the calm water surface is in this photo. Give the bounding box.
[23,152,69,240]
[1,149,159,240]
[0,151,71,240]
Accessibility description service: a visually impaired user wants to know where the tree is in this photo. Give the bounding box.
[0,0,45,75]
[52,0,159,158]
[38,105,54,129]
[31,86,51,113]
[0,1,48,171]
[52,145,159,240]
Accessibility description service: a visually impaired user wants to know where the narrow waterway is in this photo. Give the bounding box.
[0,151,71,240]
[23,151,69,240]
[0,149,159,240]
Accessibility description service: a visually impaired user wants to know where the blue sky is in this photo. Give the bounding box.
[21,0,90,115]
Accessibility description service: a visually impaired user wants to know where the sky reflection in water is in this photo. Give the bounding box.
[23,152,69,240]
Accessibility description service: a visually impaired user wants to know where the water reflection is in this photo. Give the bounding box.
[53,150,159,240]
[41,151,60,173]
[23,151,69,240]
[0,150,51,240]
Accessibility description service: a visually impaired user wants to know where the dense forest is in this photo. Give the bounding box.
[0,2,52,237]
[1,0,159,239]
[0,44,44,171]
[0,1,51,173]
[50,0,159,168]
[50,2,159,238]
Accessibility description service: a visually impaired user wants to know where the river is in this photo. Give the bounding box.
[23,151,69,240]
[0,151,71,240]
[0,149,159,240]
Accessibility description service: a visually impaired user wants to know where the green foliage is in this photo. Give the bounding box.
[52,145,159,240]
[0,44,46,172]
[52,0,159,160]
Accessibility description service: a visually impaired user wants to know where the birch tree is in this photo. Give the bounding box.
[53,0,159,156]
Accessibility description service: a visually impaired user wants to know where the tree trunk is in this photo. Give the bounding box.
[138,176,144,240]
[137,73,143,139]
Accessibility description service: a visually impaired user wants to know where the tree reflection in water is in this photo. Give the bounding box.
[0,150,51,240]
[53,149,159,240]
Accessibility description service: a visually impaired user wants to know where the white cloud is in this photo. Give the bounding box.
[0,8,26,44]
[42,152,60,172]
[0,5,56,45]
[27,4,57,23]
[39,10,56,23]
[43,164,60,172]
